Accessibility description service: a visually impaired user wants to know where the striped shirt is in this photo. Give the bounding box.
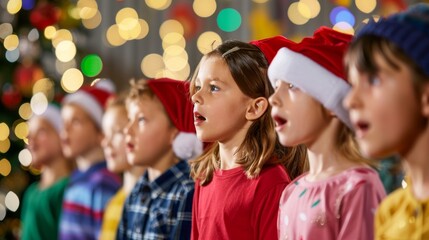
[117,160,194,240]
[59,161,121,240]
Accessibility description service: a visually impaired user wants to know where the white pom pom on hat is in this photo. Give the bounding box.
[147,78,203,160]
[62,78,116,128]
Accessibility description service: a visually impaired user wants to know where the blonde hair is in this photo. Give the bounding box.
[190,40,307,186]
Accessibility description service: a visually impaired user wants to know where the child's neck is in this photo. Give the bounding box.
[39,155,71,189]
[76,147,105,171]
[402,126,429,200]
[123,167,146,194]
[218,141,242,170]
[305,121,362,182]
[147,150,178,182]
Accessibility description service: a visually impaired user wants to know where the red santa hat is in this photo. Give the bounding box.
[250,35,294,64]
[62,78,116,128]
[147,78,203,160]
[268,27,353,128]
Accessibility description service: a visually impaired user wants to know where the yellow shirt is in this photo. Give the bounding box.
[376,178,429,240]
[99,188,127,240]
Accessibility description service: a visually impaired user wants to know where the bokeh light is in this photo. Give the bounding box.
[162,32,186,50]
[141,54,164,78]
[55,59,77,75]
[193,0,216,18]
[14,122,29,140]
[5,48,20,62]
[22,0,35,10]
[78,0,98,20]
[253,0,269,3]
[5,191,19,212]
[298,0,321,19]
[0,23,13,39]
[217,8,242,32]
[0,204,5,221]
[197,31,222,54]
[55,40,77,62]
[159,20,184,39]
[7,0,22,14]
[44,26,57,39]
[145,0,171,10]
[28,28,39,41]
[52,29,73,48]
[30,92,48,115]
[33,78,54,97]
[82,10,102,29]
[18,149,32,167]
[116,7,138,25]
[19,103,32,120]
[0,139,11,154]
[0,159,12,176]
[116,8,140,40]
[4,34,19,51]
[163,45,188,72]
[333,21,355,35]
[288,2,309,25]
[61,68,84,93]
[0,123,10,141]
[356,0,376,14]
[136,19,149,40]
[106,24,126,47]
[330,6,355,26]
[81,54,103,77]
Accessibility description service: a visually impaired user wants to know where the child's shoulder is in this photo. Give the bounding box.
[257,164,291,186]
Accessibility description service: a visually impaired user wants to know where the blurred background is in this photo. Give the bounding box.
[0,0,425,238]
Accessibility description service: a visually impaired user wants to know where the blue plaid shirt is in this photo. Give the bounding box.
[117,160,194,240]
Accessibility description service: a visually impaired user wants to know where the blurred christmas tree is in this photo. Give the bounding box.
[0,0,87,238]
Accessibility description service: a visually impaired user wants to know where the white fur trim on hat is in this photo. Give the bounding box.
[173,132,203,160]
[33,104,63,133]
[268,47,352,128]
[91,78,116,93]
[62,91,103,128]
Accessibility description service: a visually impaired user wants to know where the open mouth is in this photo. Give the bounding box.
[354,120,370,137]
[273,115,287,128]
[194,112,206,122]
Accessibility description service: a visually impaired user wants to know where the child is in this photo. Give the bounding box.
[21,104,74,240]
[117,78,202,240]
[343,4,429,239]
[99,94,146,240]
[190,40,307,239]
[59,79,121,240]
[268,27,386,239]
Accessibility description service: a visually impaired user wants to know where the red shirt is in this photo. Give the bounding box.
[191,164,291,240]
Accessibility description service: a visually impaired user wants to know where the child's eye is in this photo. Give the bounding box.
[194,85,201,91]
[210,85,219,92]
[288,83,297,90]
[368,76,381,86]
[138,117,146,123]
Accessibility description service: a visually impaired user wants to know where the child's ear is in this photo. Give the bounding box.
[246,97,268,121]
[421,83,429,117]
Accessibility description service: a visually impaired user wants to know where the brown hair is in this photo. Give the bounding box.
[189,40,307,185]
[345,35,428,91]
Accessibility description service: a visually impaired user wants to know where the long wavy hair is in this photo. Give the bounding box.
[189,40,308,186]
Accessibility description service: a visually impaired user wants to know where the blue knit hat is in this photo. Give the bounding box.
[355,3,429,77]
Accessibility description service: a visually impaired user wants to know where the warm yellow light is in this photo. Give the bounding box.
[159,20,184,39]
[18,149,32,167]
[4,34,19,51]
[5,191,19,212]
[7,0,22,15]
[0,159,11,176]
[141,54,164,78]
[106,24,126,47]
[52,29,73,48]
[19,103,32,120]
[162,32,186,49]
[355,0,377,14]
[298,0,320,19]
[14,122,29,140]
[118,18,141,40]
[55,40,76,62]
[136,19,149,40]
[30,92,48,115]
[193,0,216,18]
[116,7,138,25]
[0,123,10,141]
[145,0,171,10]
[288,2,309,25]
[197,31,222,54]
[44,26,57,39]
[61,68,84,93]
[82,10,102,29]
[78,0,98,19]
[163,45,188,72]
[0,139,10,154]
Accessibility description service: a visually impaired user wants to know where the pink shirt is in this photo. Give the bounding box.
[278,167,386,240]
[192,164,291,240]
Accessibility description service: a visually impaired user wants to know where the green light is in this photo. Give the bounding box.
[217,8,241,32]
[81,54,103,77]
